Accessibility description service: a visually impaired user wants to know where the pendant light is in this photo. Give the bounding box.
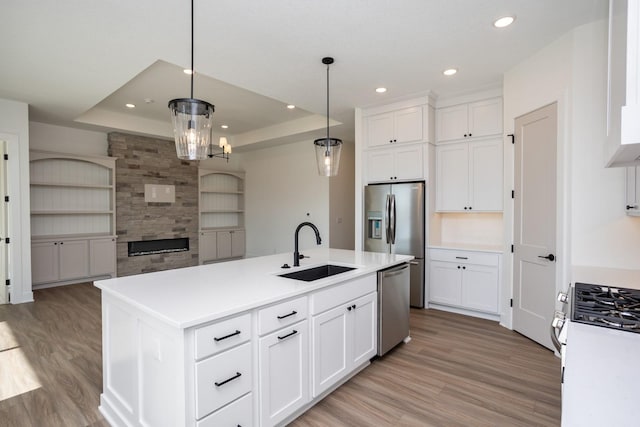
[314,57,342,177]
[168,0,229,161]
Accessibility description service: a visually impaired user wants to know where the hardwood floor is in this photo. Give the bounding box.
[0,283,561,426]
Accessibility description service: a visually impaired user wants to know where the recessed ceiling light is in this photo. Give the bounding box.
[375,87,387,93]
[125,103,136,108]
[221,125,229,129]
[493,16,515,28]
[144,98,155,104]
[443,68,458,76]
[183,69,193,75]
[287,104,296,109]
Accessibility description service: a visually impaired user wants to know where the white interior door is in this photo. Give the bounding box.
[513,103,557,350]
[0,141,7,304]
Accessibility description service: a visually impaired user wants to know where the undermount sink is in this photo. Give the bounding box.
[278,264,356,282]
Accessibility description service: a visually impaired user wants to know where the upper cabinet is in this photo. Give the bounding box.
[436,138,503,212]
[606,0,640,166]
[626,166,640,215]
[365,106,424,147]
[360,95,435,184]
[436,97,503,143]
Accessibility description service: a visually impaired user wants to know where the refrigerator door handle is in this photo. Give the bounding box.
[385,194,391,243]
[390,194,396,245]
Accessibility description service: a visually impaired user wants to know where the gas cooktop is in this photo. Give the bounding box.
[573,282,640,333]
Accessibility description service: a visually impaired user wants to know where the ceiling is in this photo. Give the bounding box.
[1,0,607,150]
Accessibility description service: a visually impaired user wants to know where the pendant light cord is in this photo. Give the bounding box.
[190,0,194,99]
[326,62,330,141]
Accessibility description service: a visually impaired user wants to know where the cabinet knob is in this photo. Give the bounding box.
[468,207,472,210]
[464,207,468,210]
[347,306,352,311]
[462,266,466,270]
[389,140,393,143]
[469,133,472,137]
[457,266,461,269]
[627,205,638,210]
[464,134,468,137]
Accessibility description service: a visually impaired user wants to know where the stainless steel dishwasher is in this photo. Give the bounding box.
[377,262,410,356]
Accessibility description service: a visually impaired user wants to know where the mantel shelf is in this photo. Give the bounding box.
[200,189,244,194]
[31,210,114,215]
[201,209,245,214]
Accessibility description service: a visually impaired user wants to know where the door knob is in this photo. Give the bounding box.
[538,254,555,262]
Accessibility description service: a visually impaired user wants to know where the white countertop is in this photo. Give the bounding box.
[95,248,412,329]
[572,265,640,290]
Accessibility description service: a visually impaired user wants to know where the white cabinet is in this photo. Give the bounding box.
[428,248,501,317]
[366,144,423,183]
[605,0,640,166]
[626,166,640,216]
[310,274,377,397]
[259,320,309,426]
[199,170,245,263]
[436,139,503,212]
[199,229,245,263]
[366,106,424,147]
[30,151,117,287]
[436,98,502,143]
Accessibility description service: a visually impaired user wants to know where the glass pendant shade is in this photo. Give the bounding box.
[168,98,215,160]
[314,137,342,176]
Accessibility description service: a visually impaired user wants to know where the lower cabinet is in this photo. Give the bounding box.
[429,248,501,316]
[31,236,116,286]
[626,166,640,216]
[199,229,246,264]
[259,320,309,426]
[310,276,377,397]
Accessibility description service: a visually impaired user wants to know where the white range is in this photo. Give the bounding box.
[94,248,412,427]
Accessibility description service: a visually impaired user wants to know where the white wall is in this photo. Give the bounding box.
[0,99,33,303]
[503,18,640,327]
[237,140,330,258]
[330,141,355,250]
[29,122,108,156]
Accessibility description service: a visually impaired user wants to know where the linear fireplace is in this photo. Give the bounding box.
[127,238,189,257]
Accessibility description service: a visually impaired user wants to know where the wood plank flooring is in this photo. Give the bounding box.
[0,283,561,426]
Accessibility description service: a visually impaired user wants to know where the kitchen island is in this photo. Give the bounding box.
[95,248,412,427]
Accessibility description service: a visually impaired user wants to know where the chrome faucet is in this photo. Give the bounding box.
[294,222,322,267]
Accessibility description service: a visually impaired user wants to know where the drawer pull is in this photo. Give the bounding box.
[277,329,298,340]
[277,310,297,320]
[214,372,242,387]
[455,256,468,260]
[213,330,241,342]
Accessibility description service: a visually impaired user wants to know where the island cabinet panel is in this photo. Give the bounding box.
[194,312,252,359]
[310,273,378,398]
[259,319,309,426]
[258,296,308,335]
[197,393,253,427]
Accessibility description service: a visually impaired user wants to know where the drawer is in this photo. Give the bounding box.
[310,273,376,315]
[195,342,253,419]
[258,296,308,336]
[194,313,251,360]
[429,249,500,267]
[197,392,253,427]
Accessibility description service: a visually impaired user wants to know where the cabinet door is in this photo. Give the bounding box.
[468,98,502,138]
[311,304,349,397]
[436,143,469,211]
[428,260,462,306]
[89,238,116,276]
[461,264,499,313]
[259,320,309,426]
[626,167,640,216]
[350,292,377,367]
[366,112,395,147]
[394,145,424,180]
[231,230,245,258]
[394,107,423,144]
[436,104,468,142]
[31,241,59,284]
[200,231,217,263]
[58,240,89,281]
[468,139,503,211]
[366,148,395,182]
[216,231,232,259]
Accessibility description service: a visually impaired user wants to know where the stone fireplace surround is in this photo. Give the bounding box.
[108,132,199,276]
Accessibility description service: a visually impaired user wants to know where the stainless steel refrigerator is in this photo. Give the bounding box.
[364,182,425,307]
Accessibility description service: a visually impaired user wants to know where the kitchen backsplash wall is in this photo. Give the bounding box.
[431,213,503,247]
[108,132,199,276]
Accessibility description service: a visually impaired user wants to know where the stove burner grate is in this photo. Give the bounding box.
[573,283,640,333]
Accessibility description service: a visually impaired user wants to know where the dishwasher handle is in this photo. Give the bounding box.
[381,263,409,278]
